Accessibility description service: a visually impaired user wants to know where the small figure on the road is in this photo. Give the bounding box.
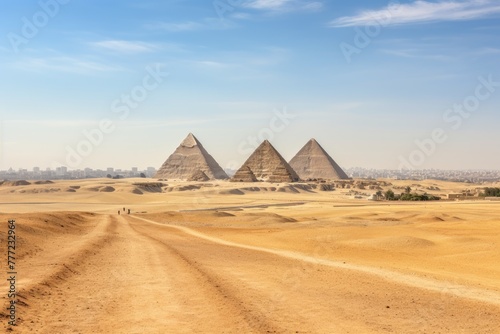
[128,209,131,214]
[123,207,126,212]
[118,210,120,215]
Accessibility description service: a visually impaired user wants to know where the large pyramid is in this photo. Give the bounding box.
[155,133,228,180]
[289,139,349,180]
[232,140,299,183]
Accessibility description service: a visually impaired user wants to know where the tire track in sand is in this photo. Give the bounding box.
[7,213,284,333]
[133,215,500,307]
[14,215,119,332]
[126,215,285,334]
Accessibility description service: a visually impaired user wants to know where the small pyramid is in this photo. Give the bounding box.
[188,170,210,182]
[231,166,258,182]
[232,140,299,183]
[155,133,228,180]
[289,139,349,180]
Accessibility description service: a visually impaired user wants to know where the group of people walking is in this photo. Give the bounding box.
[118,207,131,215]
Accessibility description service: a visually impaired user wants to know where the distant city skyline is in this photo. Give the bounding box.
[3,165,500,184]
[1,1,500,170]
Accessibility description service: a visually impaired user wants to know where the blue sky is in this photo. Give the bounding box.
[0,0,499,171]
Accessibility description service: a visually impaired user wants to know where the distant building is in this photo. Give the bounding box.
[448,194,463,200]
[146,167,156,177]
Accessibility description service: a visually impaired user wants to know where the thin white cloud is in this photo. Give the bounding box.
[194,60,234,68]
[245,46,290,66]
[244,0,322,12]
[182,47,289,72]
[330,0,500,27]
[147,21,202,32]
[145,18,235,32]
[381,48,453,61]
[13,56,123,74]
[229,12,253,20]
[92,40,158,53]
[476,47,500,55]
[246,0,290,10]
[6,120,101,127]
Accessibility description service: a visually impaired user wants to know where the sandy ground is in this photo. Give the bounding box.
[0,178,499,333]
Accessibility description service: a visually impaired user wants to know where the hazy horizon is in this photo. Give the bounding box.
[1,1,500,171]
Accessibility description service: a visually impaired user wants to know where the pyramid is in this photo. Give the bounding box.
[232,140,299,183]
[289,139,349,180]
[188,170,210,182]
[232,166,258,182]
[155,133,228,180]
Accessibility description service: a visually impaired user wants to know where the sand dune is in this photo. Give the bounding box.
[33,180,54,185]
[348,236,436,248]
[0,180,32,186]
[219,189,245,195]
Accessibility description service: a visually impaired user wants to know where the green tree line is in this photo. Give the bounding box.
[480,188,500,197]
[384,188,441,201]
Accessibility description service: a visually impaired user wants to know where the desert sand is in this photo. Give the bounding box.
[1,178,500,333]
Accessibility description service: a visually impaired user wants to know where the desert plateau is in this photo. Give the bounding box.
[1,178,499,333]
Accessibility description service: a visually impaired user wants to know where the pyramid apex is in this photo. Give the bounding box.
[181,133,199,148]
[260,140,278,150]
[258,140,273,148]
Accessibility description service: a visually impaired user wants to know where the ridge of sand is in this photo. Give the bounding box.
[133,216,500,306]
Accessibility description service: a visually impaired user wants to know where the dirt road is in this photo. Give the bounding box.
[8,214,500,333]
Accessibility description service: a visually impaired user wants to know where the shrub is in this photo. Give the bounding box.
[385,190,440,201]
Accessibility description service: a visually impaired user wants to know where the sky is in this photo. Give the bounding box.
[0,0,499,171]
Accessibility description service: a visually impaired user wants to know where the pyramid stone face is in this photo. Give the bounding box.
[232,140,299,183]
[289,139,349,180]
[155,133,228,180]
